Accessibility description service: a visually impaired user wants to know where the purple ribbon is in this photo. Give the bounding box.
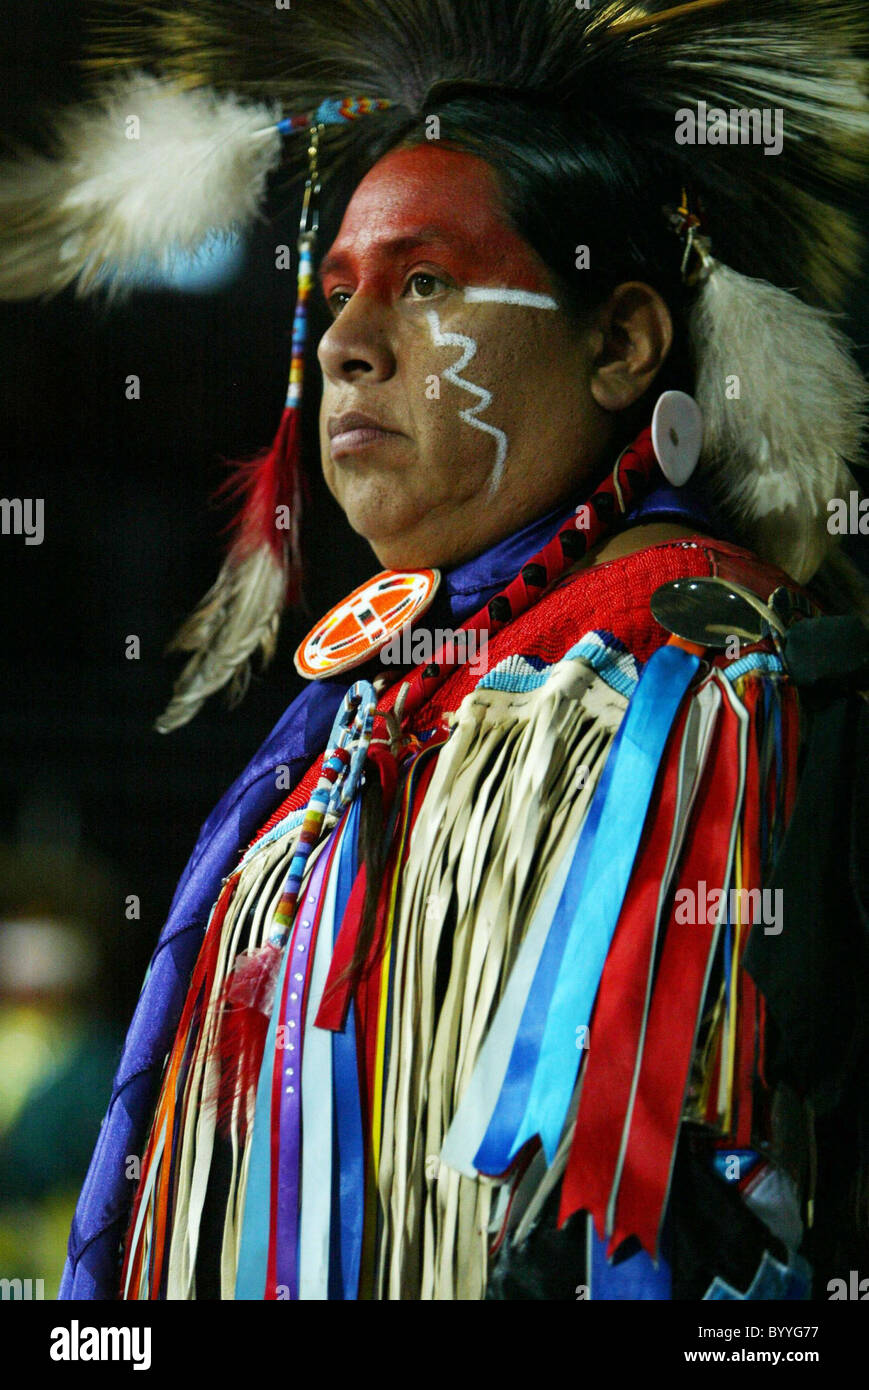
[274,836,334,1296]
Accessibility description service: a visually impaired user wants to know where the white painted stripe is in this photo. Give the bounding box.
[464,287,558,309]
[427,308,508,493]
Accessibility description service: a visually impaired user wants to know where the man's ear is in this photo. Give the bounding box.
[589,282,673,413]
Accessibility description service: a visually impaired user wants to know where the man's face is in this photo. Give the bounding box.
[317,144,613,569]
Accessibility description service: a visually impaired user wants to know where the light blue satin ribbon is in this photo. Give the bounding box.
[509,644,700,1162]
[441,822,581,1177]
[472,714,625,1174]
[704,1251,811,1301]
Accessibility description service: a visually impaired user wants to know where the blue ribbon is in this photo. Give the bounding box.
[590,1226,672,1300]
[705,1251,811,1301]
[511,644,699,1162]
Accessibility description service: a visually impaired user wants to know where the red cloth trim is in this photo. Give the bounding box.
[559,699,692,1235]
[607,686,742,1257]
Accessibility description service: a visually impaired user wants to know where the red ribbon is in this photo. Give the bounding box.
[314,743,400,1032]
[607,685,742,1257]
[734,680,764,1148]
[559,699,692,1234]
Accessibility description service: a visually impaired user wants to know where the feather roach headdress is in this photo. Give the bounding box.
[2,0,868,727]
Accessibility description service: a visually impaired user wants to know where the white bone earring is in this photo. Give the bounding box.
[651,390,703,486]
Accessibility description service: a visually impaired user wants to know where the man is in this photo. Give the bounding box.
[3,0,867,1299]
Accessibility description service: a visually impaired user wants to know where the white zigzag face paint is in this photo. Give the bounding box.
[426,287,559,495]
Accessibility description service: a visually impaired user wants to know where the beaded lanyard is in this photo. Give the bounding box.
[267,681,376,950]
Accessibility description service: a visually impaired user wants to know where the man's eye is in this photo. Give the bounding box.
[327,289,352,317]
[404,271,451,300]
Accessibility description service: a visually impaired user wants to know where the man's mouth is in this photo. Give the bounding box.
[327,411,404,459]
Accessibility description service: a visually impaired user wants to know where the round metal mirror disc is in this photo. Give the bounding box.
[650,577,765,648]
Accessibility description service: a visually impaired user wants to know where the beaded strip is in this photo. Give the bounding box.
[266,681,376,948]
[276,97,394,135]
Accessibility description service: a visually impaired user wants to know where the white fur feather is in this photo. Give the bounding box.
[0,73,281,297]
[692,261,868,583]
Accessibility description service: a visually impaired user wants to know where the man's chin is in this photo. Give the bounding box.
[365,529,481,572]
[341,502,434,569]
[360,527,448,572]
[363,534,437,571]
[339,492,483,570]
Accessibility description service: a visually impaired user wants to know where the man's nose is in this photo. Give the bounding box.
[317,292,396,384]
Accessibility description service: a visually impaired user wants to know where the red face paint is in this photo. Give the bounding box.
[319,145,553,305]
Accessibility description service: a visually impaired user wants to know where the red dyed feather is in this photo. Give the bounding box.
[215,940,284,1137]
[217,405,305,597]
